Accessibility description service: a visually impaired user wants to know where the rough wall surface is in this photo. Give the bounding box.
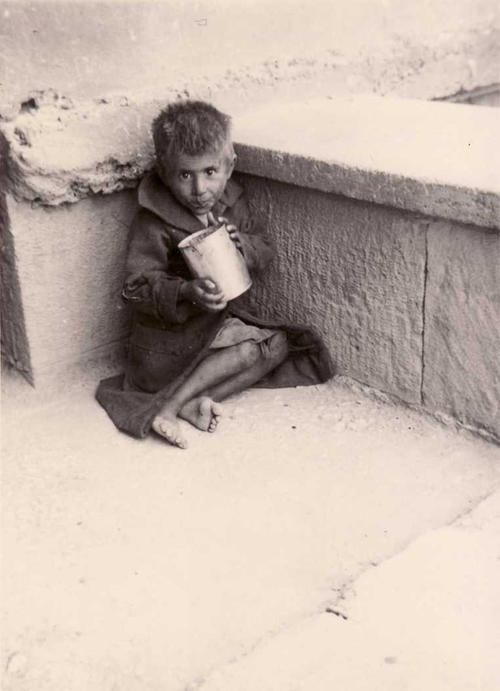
[423,221,500,436]
[5,192,137,379]
[1,96,157,206]
[237,175,426,403]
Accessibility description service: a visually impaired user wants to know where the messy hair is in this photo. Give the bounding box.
[152,100,233,172]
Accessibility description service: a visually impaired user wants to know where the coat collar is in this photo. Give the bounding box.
[138,171,243,232]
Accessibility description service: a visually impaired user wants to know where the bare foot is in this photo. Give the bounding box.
[152,414,188,449]
[179,396,223,433]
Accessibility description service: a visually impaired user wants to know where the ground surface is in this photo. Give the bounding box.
[2,372,499,690]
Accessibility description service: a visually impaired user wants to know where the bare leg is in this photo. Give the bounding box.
[179,332,288,431]
[209,332,288,401]
[153,340,263,447]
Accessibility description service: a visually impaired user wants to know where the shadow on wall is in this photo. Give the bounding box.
[0,129,32,381]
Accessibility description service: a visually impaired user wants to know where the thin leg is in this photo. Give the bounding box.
[179,332,288,432]
[167,341,262,412]
[152,340,263,447]
[209,332,288,401]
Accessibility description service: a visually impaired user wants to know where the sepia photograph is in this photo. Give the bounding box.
[1,1,499,689]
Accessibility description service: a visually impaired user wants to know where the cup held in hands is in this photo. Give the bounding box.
[178,223,252,301]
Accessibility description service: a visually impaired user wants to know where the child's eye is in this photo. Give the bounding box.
[206,168,217,176]
[179,172,191,180]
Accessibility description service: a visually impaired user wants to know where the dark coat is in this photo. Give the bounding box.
[96,172,333,438]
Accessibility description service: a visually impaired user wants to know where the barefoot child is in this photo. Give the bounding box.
[97,100,333,448]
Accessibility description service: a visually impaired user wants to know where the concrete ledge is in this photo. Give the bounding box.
[2,95,499,231]
[234,96,500,230]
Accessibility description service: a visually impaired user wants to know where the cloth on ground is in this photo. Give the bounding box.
[209,317,276,349]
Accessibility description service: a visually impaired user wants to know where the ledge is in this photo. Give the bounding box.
[233,96,500,230]
[1,94,499,229]
[0,94,158,205]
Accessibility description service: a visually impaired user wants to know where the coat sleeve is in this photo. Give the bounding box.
[229,197,275,274]
[121,209,193,324]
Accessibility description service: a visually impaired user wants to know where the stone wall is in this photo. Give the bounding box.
[232,98,499,439]
[234,175,499,439]
[0,191,32,382]
[424,221,500,435]
[3,192,137,383]
[237,179,427,405]
[1,92,498,439]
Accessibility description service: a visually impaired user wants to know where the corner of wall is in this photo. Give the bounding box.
[0,133,33,384]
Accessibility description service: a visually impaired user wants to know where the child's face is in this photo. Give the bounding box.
[164,145,235,217]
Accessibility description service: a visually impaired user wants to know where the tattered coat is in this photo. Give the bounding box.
[96,172,333,438]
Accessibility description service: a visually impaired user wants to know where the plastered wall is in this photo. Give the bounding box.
[4,191,137,381]
[2,0,499,119]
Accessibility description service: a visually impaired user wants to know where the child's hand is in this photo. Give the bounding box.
[226,223,243,252]
[182,278,227,312]
[212,215,243,253]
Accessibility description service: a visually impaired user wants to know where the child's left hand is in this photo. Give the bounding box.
[210,214,243,253]
[226,223,243,253]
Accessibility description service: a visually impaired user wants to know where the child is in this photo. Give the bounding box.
[97,100,333,448]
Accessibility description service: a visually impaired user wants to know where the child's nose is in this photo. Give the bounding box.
[193,175,207,196]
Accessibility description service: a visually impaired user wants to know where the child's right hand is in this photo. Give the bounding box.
[182,278,227,312]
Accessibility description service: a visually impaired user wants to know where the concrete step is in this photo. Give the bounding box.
[2,376,499,690]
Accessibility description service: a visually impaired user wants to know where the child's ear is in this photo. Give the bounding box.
[156,159,168,184]
[226,153,237,177]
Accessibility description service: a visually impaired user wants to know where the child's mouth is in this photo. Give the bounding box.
[191,199,212,211]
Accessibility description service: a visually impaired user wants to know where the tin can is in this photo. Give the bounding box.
[178,224,252,301]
